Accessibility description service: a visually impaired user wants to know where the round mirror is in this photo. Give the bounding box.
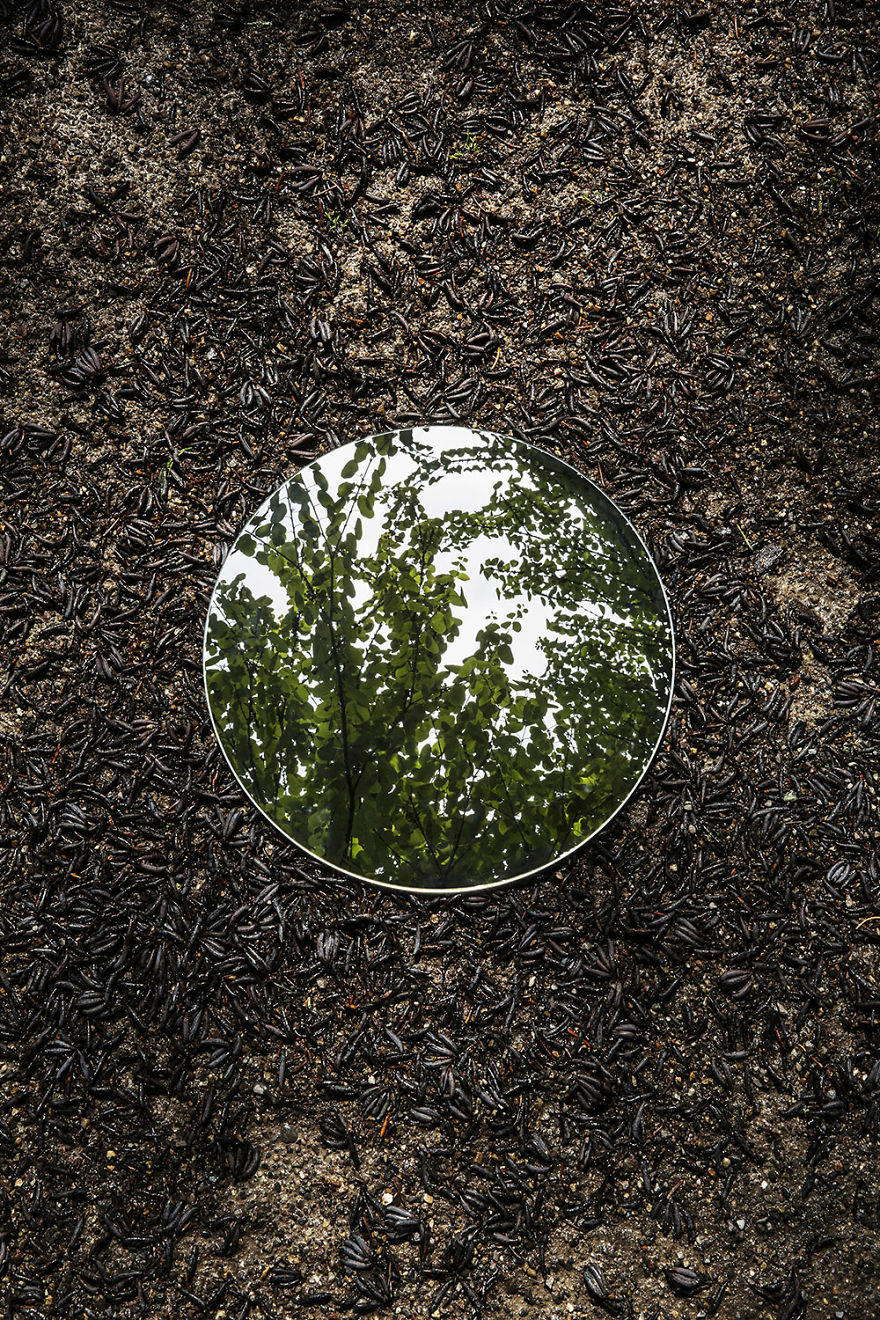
[203,426,674,893]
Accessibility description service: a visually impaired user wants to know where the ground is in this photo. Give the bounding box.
[1,2,879,1319]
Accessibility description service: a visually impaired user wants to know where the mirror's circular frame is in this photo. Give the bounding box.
[203,426,675,894]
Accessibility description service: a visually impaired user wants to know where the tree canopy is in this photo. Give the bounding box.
[204,427,673,890]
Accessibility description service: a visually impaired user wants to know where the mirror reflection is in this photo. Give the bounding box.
[203,426,674,892]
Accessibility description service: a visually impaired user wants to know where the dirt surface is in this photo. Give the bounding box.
[1,2,879,1318]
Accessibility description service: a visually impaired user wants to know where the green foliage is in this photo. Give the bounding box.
[205,429,672,890]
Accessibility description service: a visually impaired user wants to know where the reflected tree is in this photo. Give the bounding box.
[205,428,673,889]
